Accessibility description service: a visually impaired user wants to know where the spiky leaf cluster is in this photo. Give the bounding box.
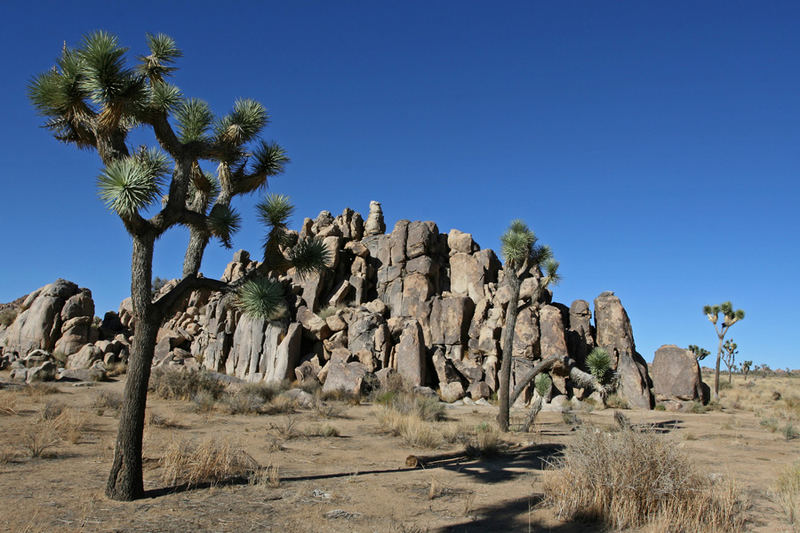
[175,98,212,143]
[215,99,269,146]
[207,204,241,248]
[288,237,331,279]
[688,344,710,361]
[137,33,182,81]
[534,372,552,397]
[586,348,612,383]
[97,156,167,217]
[235,278,286,320]
[256,194,294,231]
[703,301,745,327]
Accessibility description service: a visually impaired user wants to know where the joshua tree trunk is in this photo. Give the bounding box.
[496,270,521,432]
[183,229,209,278]
[714,335,723,401]
[521,391,543,433]
[106,235,160,500]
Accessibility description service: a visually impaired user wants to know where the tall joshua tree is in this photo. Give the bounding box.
[496,220,560,432]
[28,32,328,500]
[721,339,738,385]
[703,301,745,400]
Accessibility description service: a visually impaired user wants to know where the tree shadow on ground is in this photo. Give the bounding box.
[144,442,566,498]
[436,494,603,533]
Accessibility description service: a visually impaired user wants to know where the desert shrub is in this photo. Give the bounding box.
[307,423,340,437]
[0,308,17,327]
[320,388,361,404]
[783,423,799,441]
[160,438,257,488]
[92,391,123,415]
[149,367,226,401]
[776,462,800,528]
[191,390,218,413]
[24,383,60,399]
[761,417,780,433]
[53,408,89,444]
[0,448,17,464]
[378,391,444,422]
[38,401,64,421]
[586,348,612,383]
[466,424,501,457]
[249,463,280,488]
[222,389,268,415]
[689,401,708,414]
[266,417,301,440]
[605,393,628,410]
[314,401,344,419]
[542,428,746,531]
[261,395,297,415]
[0,396,18,416]
[375,407,443,449]
[654,403,666,411]
[317,305,342,320]
[106,362,127,377]
[147,412,181,429]
[22,422,61,458]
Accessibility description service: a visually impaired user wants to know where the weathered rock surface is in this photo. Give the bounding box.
[651,344,708,403]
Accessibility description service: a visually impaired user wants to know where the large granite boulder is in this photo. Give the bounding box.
[594,291,653,409]
[2,279,82,354]
[651,344,708,403]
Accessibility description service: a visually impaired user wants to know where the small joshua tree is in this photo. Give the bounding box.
[721,339,738,385]
[703,302,745,400]
[741,360,752,381]
[496,220,559,432]
[688,345,710,361]
[586,347,612,384]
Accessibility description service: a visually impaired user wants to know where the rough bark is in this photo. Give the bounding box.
[496,270,521,432]
[509,354,568,408]
[521,391,543,433]
[568,366,606,398]
[182,230,210,278]
[106,235,160,501]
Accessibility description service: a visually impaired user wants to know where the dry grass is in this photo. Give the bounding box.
[91,391,122,415]
[249,463,280,488]
[260,395,297,415]
[146,411,182,429]
[775,462,800,529]
[306,423,340,437]
[21,422,61,458]
[23,383,60,400]
[53,408,90,444]
[0,395,19,416]
[376,407,443,449]
[38,400,64,421]
[542,427,747,531]
[160,438,258,488]
[149,368,226,401]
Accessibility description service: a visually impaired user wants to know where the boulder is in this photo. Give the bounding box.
[392,319,426,386]
[2,279,80,354]
[651,345,707,403]
[364,200,386,236]
[322,361,369,396]
[440,381,465,402]
[430,296,474,346]
[26,360,57,382]
[447,229,478,255]
[594,292,653,409]
[66,344,103,369]
[567,299,594,366]
[539,304,568,358]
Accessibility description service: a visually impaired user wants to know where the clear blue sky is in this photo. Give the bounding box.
[1,1,797,368]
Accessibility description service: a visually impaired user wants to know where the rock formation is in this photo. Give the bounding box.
[651,344,709,407]
[0,203,656,409]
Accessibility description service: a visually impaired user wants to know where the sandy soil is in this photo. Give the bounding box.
[0,372,797,532]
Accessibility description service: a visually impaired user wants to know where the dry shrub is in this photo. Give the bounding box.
[24,383,60,399]
[466,425,501,457]
[38,400,64,421]
[106,362,127,377]
[313,401,344,419]
[377,391,444,422]
[261,395,297,415]
[0,447,17,464]
[160,438,257,488]
[91,391,122,415]
[776,462,800,528]
[542,428,746,531]
[605,393,628,410]
[190,390,217,413]
[307,423,340,437]
[376,407,443,449]
[149,367,226,401]
[250,463,280,488]
[147,411,182,429]
[0,395,19,416]
[266,417,301,440]
[22,422,61,458]
[222,389,267,415]
[53,408,89,444]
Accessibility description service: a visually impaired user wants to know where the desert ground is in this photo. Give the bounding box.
[1,371,798,533]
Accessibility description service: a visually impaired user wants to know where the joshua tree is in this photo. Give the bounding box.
[28,32,328,500]
[496,220,559,432]
[688,344,710,361]
[721,339,738,384]
[741,360,752,381]
[703,302,745,400]
[586,347,612,384]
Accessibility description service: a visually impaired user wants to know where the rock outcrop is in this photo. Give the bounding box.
[1,202,655,410]
[651,344,709,404]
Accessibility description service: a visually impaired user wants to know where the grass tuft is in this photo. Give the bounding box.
[160,438,258,488]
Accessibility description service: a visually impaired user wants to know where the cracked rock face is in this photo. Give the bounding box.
[0,202,654,410]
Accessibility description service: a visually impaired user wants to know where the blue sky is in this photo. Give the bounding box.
[1,1,797,367]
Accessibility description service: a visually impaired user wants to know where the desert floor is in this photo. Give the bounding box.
[1,371,798,532]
